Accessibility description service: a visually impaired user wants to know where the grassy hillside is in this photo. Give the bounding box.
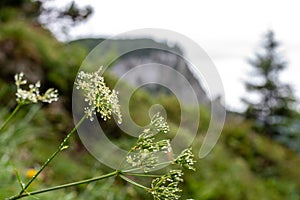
[1,19,300,200]
[1,88,300,199]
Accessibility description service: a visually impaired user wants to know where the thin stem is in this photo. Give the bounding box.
[119,174,149,191]
[19,114,87,195]
[122,161,173,173]
[154,161,173,167]
[124,172,161,178]
[0,104,22,132]
[9,170,118,200]
[14,169,25,190]
[121,167,143,173]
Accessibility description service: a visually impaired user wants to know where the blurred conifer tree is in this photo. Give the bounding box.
[242,30,297,137]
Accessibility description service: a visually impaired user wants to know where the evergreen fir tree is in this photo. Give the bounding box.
[242,30,296,137]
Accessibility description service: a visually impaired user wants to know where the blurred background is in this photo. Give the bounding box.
[1,0,300,199]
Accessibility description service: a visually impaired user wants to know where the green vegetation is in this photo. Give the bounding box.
[1,69,197,200]
[242,30,299,152]
[1,1,300,199]
[2,76,300,199]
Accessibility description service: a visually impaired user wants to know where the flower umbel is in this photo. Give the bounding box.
[149,169,183,200]
[149,112,169,134]
[75,67,122,123]
[6,71,197,200]
[125,114,196,198]
[126,113,171,172]
[173,148,196,171]
[14,73,59,104]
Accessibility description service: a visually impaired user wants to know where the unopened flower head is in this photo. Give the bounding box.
[75,67,122,123]
[173,148,196,171]
[26,168,37,178]
[149,169,183,200]
[14,73,59,104]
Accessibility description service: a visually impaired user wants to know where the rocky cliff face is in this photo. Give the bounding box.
[72,38,210,105]
[111,48,209,105]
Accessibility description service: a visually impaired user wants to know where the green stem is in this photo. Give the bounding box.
[119,174,149,190]
[122,161,173,173]
[0,104,22,132]
[124,173,161,178]
[124,172,161,178]
[19,114,87,195]
[154,161,173,167]
[121,167,142,173]
[9,170,118,200]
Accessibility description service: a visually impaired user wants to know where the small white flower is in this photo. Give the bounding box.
[14,72,59,104]
[38,88,59,103]
[150,170,183,200]
[150,112,169,134]
[173,148,196,171]
[75,67,122,123]
[126,113,172,172]
[14,73,27,86]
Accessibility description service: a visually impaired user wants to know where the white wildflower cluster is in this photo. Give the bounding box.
[149,112,169,134]
[126,148,158,172]
[126,113,171,172]
[122,114,196,199]
[173,148,196,171]
[14,72,59,104]
[149,169,183,200]
[75,67,122,123]
[146,148,196,198]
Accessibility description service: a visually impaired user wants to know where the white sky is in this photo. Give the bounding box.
[54,0,300,111]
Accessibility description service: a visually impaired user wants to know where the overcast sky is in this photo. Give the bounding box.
[54,0,300,111]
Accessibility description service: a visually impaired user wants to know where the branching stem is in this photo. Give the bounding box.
[18,114,87,195]
[9,170,118,200]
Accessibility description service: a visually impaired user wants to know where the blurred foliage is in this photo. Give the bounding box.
[2,91,300,199]
[0,0,93,36]
[1,4,300,199]
[242,30,300,153]
[0,19,87,109]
